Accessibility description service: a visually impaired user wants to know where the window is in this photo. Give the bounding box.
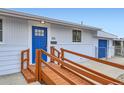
[35,29,44,36]
[72,30,81,42]
[0,19,2,42]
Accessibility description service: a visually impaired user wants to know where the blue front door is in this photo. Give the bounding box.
[98,39,107,58]
[32,26,47,64]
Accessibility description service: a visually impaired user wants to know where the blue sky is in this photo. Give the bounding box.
[10,8,124,38]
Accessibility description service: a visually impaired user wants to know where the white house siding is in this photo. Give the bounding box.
[0,15,115,75]
[0,16,29,75]
[97,31,117,39]
[50,24,98,62]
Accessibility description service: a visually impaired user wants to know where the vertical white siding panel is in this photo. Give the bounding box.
[4,16,28,46]
[0,16,29,75]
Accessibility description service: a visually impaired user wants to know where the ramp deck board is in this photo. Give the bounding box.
[27,63,93,85]
[22,69,36,83]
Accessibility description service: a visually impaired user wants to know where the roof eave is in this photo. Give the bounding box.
[0,8,101,31]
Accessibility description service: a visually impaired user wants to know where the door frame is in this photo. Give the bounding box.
[98,39,108,58]
[28,22,51,64]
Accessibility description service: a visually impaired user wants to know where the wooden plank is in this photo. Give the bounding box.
[63,60,120,84]
[61,61,121,85]
[61,48,124,70]
[42,66,70,85]
[22,69,36,83]
[42,70,56,85]
[63,58,124,85]
[40,60,77,85]
[49,63,94,85]
[28,65,35,76]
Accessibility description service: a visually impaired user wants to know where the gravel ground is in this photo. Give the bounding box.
[0,72,40,85]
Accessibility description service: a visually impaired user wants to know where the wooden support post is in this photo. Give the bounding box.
[53,48,55,63]
[58,52,60,65]
[50,47,54,63]
[39,51,42,82]
[60,48,64,61]
[21,51,23,72]
[27,49,30,67]
[35,49,40,81]
[60,48,64,67]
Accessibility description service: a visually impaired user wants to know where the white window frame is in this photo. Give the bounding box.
[0,17,5,44]
[0,19,3,43]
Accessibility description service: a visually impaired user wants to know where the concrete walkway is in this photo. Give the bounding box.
[0,73,40,85]
[107,56,124,65]
[77,57,124,82]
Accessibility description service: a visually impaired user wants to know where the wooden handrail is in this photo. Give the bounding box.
[61,48,124,70]
[63,57,124,85]
[60,61,120,85]
[36,49,122,85]
[21,49,30,71]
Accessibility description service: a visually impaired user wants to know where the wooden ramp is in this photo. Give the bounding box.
[22,63,92,85]
[20,47,124,85]
[42,65,70,85]
[41,62,92,85]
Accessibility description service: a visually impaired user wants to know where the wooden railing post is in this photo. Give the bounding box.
[39,51,43,82]
[60,48,64,67]
[50,47,52,62]
[21,51,23,72]
[50,46,54,63]
[27,49,30,67]
[35,49,40,81]
[60,48,64,61]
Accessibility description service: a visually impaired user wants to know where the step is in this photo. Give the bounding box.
[22,69,36,83]
[42,66,70,85]
[28,65,35,76]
